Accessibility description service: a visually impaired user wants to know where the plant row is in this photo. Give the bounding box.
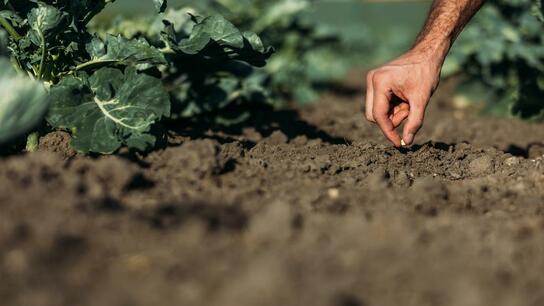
[0,0,348,154]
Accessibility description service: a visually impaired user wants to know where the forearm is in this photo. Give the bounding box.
[412,0,485,63]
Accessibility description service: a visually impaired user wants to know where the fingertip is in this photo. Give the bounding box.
[402,118,421,145]
[392,138,402,148]
[403,132,415,145]
[384,130,402,147]
[402,108,424,145]
[374,115,401,147]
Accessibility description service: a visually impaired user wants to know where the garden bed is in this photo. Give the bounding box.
[2,78,544,306]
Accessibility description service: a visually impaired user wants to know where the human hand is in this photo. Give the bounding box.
[364,49,444,147]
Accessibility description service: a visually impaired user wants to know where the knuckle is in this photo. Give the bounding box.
[408,117,424,130]
[408,91,430,104]
[371,70,389,88]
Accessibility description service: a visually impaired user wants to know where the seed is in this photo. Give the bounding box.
[328,188,340,199]
[401,139,406,146]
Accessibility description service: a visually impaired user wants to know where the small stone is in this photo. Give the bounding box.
[242,128,263,142]
[265,131,288,145]
[455,142,471,151]
[528,143,544,159]
[469,156,493,176]
[504,157,520,167]
[448,170,462,179]
[291,136,308,145]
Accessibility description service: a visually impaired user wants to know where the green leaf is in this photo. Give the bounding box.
[533,0,544,22]
[153,0,168,14]
[1,0,117,81]
[0,58,48,145]
[81,35,167,71]
[0,10,23,25]
[171,14,273,66]
[47,67,171,154]
[293,84,319,105]
[27,4,65,37]
[252,0,309,33]
[52,0,116,25]
[208,0,347,104]
[179,15,245,54]
[0,29,7,55]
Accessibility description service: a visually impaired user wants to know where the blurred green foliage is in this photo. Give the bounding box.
[10,0,544,153]
[0,0,272,153]
[105,0,544,121]
[101,0,430,68]
[444,0,544,119]
[100,0,356,109]
[209,0,350,105]
[0,29,7,56]
[0,58,48,146]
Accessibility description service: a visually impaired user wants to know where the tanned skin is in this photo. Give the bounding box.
[365,0,486,147]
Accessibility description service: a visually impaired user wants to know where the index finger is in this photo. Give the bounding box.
[364,71,375,122]
[373,90,402,147]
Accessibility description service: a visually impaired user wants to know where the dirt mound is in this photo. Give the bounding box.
[3,89,544,306]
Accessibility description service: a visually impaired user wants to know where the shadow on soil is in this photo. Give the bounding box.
[167,105,351,146]
[506,144,529,158]
[397,141,453,154]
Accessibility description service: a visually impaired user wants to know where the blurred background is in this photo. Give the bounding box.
[101,0,431,67]
[96,0,544,120]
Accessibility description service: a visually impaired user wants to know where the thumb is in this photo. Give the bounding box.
[402,100,426,145]
[373,91,402,147]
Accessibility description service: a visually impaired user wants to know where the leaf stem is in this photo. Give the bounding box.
[160,47,176,54]
[37,31,47,79]
[74,59,117,71]
[9,55,23,72]
[0,16,22,41]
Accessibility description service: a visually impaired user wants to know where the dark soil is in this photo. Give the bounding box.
[3,79,544,306]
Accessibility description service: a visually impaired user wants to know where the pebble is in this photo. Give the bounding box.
[469,156,493,176]
[528,143,544,159]
[265,130,288,145]
[448,170,462,179]
[504,156,520,167]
